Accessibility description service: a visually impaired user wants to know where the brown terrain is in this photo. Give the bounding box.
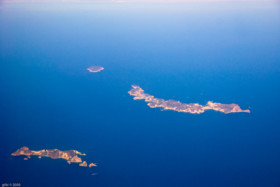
[87,66,104,73]
[128,85,250,114]
[89,163,97,167]
[79,161,88,167]
[11,147,96,168]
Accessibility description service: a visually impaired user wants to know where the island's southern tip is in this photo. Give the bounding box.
[79,161,88,167]
[87,66,104,73]
[11,147,96,168]
[128,85,250,114]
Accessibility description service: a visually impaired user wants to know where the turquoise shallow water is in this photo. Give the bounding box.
[1,2,280,187]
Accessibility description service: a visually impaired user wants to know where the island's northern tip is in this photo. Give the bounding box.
[11,147,96,168]
[87,66,104,73]
[128,85,250,114]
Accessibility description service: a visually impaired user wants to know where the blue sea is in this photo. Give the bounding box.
[1,2,280,187]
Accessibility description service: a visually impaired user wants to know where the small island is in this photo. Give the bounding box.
[128,85,250,114]
[11,147,96,168]
[87,66,104,73]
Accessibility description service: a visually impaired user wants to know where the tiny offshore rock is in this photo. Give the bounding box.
[87,66,104,73]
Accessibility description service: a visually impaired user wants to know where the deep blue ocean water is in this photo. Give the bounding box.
[1,2,280,187]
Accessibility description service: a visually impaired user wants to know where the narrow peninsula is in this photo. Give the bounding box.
[11,147,97,168]
[128,85,250,114]
[87,66,104,73]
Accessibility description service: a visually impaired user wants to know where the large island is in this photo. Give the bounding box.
[11,146,97,168]
[128,85,250,114]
